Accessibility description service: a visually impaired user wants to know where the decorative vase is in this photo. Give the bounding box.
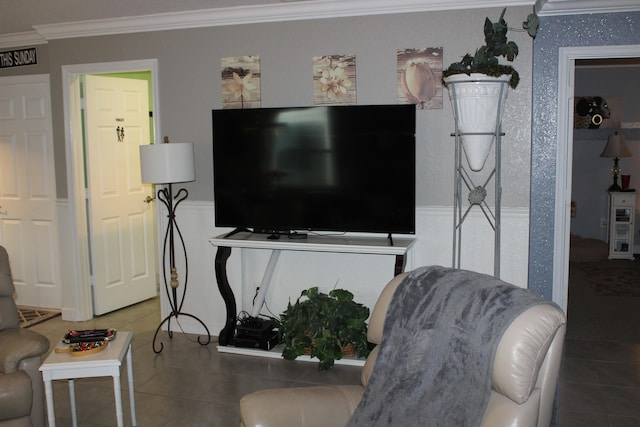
[444,73,510,171]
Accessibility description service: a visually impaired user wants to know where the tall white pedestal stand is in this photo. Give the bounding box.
[448,78,509,278]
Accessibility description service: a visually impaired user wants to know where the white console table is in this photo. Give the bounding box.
[209,230,415,346]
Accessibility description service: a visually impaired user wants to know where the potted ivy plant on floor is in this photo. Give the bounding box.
[276,287,371,370]
[443,8,539,171]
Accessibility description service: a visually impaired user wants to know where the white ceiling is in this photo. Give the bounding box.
[1,0,639,47]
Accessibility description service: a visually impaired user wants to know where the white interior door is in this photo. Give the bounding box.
[0,75,62,308]
[84,75,157,315]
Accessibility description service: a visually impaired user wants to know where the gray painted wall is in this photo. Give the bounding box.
[530,11,640,300]
[1,7,534,210]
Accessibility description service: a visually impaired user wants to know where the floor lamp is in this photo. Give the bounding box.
[140,137,211,353]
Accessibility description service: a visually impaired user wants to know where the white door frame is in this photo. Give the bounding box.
[553,44,640,312]
[62,59,161,320]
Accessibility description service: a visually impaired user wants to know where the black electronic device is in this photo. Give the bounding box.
[234,332,280,351]
[236,317,275,338]
[235,317,279,350]
[212,104,416,235]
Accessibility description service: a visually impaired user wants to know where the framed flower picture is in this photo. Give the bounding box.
[312,54,356,105]
[397,47,443,110]
[221,55,261,109]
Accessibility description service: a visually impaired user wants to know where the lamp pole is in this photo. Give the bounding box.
[151,183,211,353]
[608,157,622,192]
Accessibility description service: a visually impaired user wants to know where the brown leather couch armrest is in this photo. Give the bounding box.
[0,329,50,374]
[240,385,364,427]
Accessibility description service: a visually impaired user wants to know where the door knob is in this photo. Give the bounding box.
[143,196,155,203]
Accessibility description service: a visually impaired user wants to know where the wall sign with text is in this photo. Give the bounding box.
[0,48,38,69]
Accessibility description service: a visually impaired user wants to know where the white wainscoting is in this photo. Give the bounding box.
[171,203,530,336]
[57,200,530,334]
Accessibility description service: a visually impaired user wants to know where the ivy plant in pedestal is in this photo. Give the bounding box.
[442,8,539,171]
[443,8,539,89]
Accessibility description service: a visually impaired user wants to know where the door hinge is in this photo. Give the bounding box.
[80,97,86,110]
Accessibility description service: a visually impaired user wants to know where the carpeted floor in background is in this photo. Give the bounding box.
[567,258,640,342]
[17,306,61,328]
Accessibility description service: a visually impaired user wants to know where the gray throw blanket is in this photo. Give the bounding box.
[346,266,550,427]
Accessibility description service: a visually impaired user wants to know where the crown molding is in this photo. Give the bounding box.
[536,0,640,16]
[30,0,533,41]
[3,0,634,47]
[0,31,47,49]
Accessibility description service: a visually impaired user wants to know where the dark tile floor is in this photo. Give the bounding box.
[30,293,640,426]
[557,259,640,427]
[557,339,640,427]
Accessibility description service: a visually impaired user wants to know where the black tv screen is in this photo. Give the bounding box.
[212,104,416,235]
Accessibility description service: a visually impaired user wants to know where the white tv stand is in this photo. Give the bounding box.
[208,230,416,347]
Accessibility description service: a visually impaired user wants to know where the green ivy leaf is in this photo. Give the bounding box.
[523,13,540,38]
[329,288,353,302]
[504,41,519,62]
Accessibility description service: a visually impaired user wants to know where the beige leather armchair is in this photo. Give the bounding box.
[0,246,50,427]
[240,268,566,427]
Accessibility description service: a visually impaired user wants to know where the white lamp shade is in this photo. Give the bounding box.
[140,142,195,184]
[600,133,632,158]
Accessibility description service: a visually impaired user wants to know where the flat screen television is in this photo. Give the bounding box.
[212,104,416,236]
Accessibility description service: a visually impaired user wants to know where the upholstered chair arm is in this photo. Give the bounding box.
[240,385,364,427]
[0,370,33,422]
[0,329,49,374]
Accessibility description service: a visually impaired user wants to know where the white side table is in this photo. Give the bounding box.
[39,331,136,427]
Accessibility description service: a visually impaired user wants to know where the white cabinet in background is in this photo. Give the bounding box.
[608,192,636,260]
